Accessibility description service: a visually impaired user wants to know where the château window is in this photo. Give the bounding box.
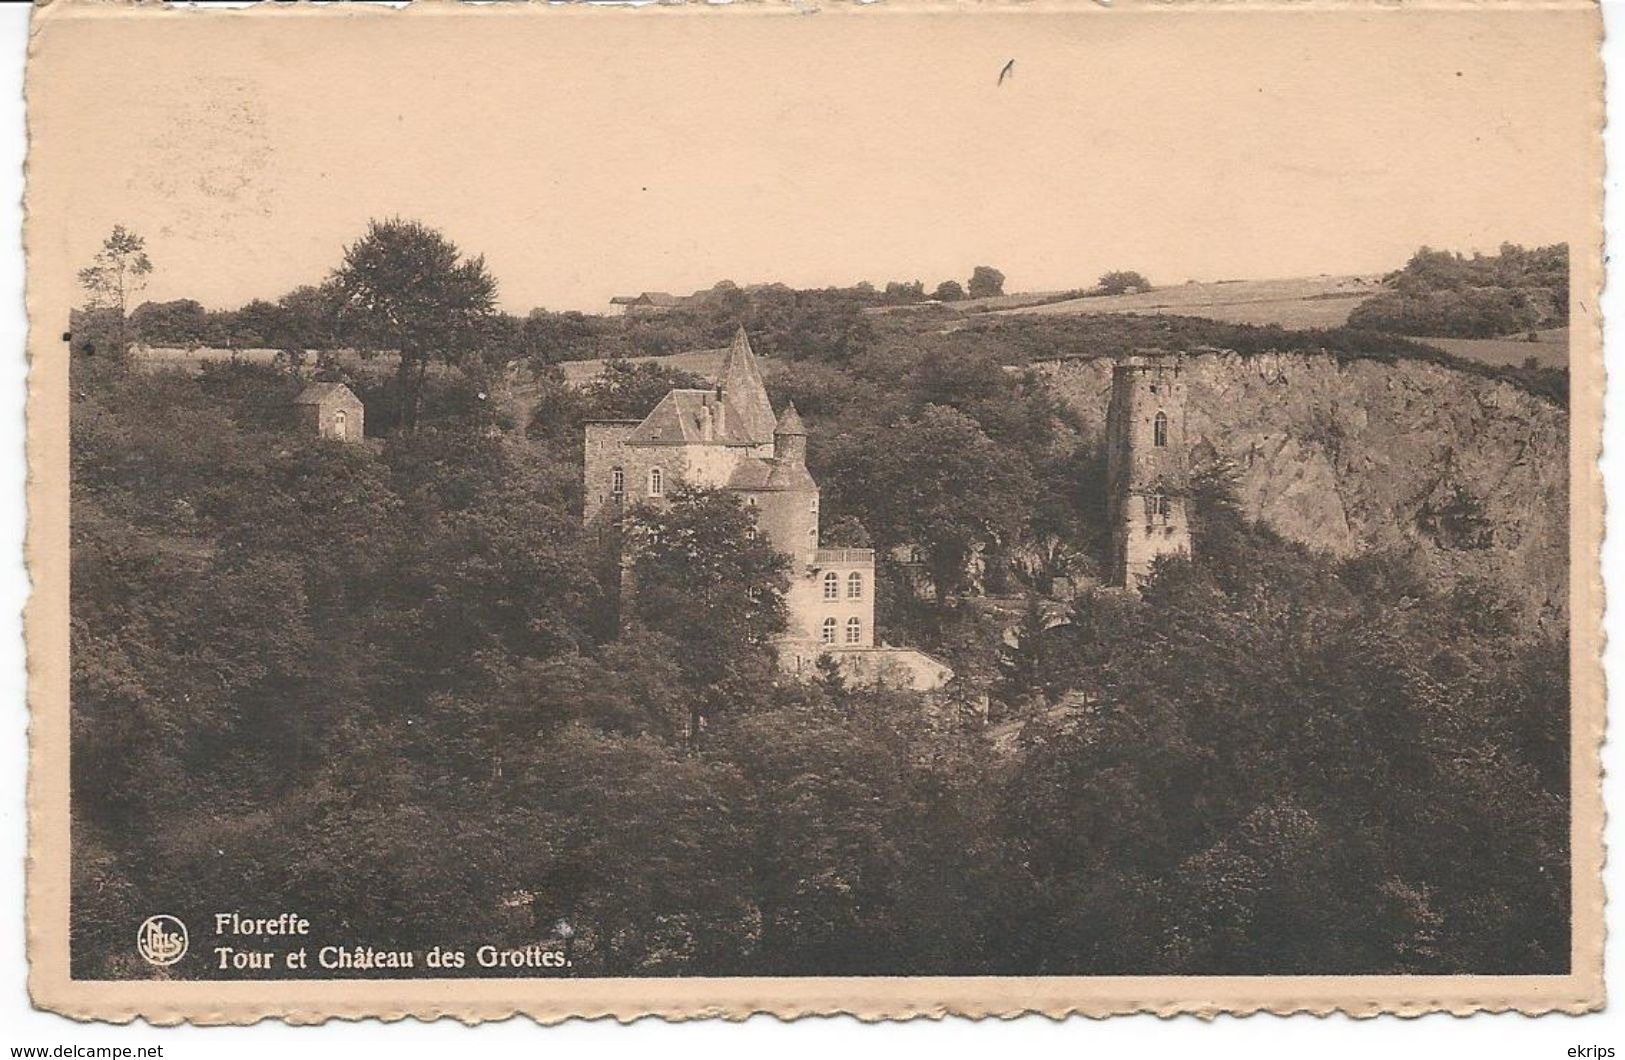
[821,617,837,644]
[847,571,863,599]
[648,467,664,497]
[846,617,862,644]
[611,467,624,496]
[1153,411,1169,448]
[1158,495,1173,521]
[823,572,839,600]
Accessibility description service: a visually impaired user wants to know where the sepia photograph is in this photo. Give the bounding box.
[21,0,1604,1022]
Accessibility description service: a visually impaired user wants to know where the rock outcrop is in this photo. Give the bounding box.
[1031,351,1568,623]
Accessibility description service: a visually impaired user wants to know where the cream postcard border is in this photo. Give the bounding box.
[21,0,1606,1022]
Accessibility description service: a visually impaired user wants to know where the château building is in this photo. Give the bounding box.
[583,326,951,690]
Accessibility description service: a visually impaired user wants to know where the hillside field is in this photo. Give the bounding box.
[1419,328,1569,369]
[993,275,1381,328]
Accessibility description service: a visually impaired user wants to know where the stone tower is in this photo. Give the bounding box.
[1105,354,1191,588]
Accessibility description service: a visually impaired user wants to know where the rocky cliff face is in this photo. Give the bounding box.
[1031,351,1568,623]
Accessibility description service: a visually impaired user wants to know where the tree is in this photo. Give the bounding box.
[128,299,207,347]
[624,487,791,738]
[823,404,1035,613]
[77,226,153,355]
[884,280,926,304]
[994,594,1055,710]
[331,218,498,431]
[967,265,1005,300]
[933,280,965,303]
[582,360,707,421]
[1098,270,1151,295]
[78,226,153,316]
[276,282,345,353]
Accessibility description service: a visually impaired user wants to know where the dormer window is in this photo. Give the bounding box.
[648,467,664,497]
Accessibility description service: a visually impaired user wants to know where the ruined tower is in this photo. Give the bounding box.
[1105,354,1192,588]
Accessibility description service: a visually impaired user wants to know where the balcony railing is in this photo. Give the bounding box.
[814,548,875,564]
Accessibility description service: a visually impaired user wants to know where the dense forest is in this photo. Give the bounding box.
[70,224,1569,978]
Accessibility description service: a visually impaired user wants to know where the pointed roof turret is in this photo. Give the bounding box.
[719,325,777,444]
[774,401,807,437]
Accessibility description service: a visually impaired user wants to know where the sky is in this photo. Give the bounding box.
[27,3,1600,315]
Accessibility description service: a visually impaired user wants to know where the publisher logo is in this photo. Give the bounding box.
[136,915,188,966]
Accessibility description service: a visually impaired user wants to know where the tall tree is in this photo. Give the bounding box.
[625,487,790,738]
[77,226,153,354]
[967,265,1005,299]
[331,218,497,431]
[78,225,153,315]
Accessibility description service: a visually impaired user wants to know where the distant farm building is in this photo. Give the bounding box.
[609,292,691,316]
[294,382,364,442]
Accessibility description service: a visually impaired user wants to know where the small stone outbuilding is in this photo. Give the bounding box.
[294,382,364,442]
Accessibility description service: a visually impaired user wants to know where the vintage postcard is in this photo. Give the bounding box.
[23,0,1603,1023]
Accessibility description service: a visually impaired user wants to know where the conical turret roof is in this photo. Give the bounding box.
[719,325,777,444]
[774,401,807,436]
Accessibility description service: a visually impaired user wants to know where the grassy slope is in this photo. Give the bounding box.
[991,275,1382,328]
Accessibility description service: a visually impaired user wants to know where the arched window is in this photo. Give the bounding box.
[648,467,664,497]
[333,409,347,437]
[821,617,837,644]
[846,617,862,644]
[823,572,839,600]
[611,467,624,496]
[1153,411,1169,448]
[847,571,863,599]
